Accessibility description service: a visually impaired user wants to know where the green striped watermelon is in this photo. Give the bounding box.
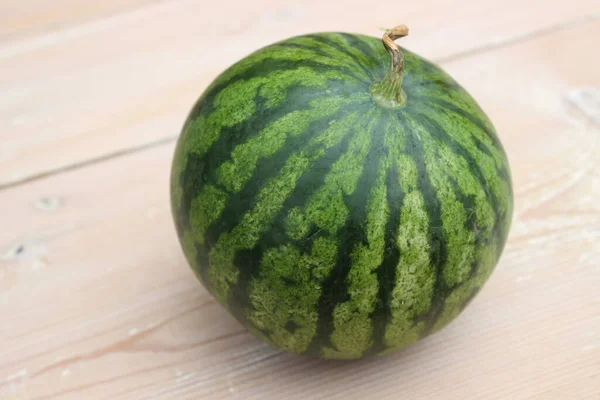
[170,25,513,360]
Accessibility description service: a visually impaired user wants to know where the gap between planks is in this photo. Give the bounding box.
[1,12,598,193]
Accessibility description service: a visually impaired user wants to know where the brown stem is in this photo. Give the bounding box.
[382,25,409,79]
[370,25,410,109]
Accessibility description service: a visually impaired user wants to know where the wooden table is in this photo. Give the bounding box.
[1,1,599,399]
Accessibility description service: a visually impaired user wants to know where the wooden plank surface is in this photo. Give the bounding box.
[1,3,600,400]
[1,1,599,187]
[0,0,161,40]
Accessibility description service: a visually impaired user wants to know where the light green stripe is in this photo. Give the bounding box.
[383,190,435,351]
[438,144,495,235]
[176,67,358,202]
[382,120,435,351]
[403,53,457,89]
[191,67,355,164]
[309,33,379,76]
[207,113,359,304]
[171,78,263,210]
[248,236,338,354]
[285,110,380,240]
[422,100,506,172]
[422,128,496,287]
[259,67,352,108]
[321,116,390,359]
[432,244,497,332]
[188,185,228,245]
[189,79,262,156]
[423,103,512,238]
[344,34,385,67]
[405,115,476,288]
[217,94,364,193]
[323,149,389,360]
[185,95,365,253]
[411,86,495,132]
[285,35,372,81]
[211,44,364,89]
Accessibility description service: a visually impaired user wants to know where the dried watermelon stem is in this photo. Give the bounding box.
[370,24,409,109]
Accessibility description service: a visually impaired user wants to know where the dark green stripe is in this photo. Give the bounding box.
[300,34,375,77]
[368,149,404,356]
[413,95,506,163]
[339,33,386,80]
[280,112,377,248]
[178,81,357,248]
[197,104,363,286]
[408,112,506,332]
[181,81,368,206]
[402,53,460,91]
[188,57,366,122]
[412,113,501,247]
[447,176,480,242]
[442,174,481,295]
[418,98,514,247]
[403,74,462,92]
[227,115,364,327]
[394,114,449,335]
[307,112,387,356]
[305,34,377,81]
[275,42,371,83]
[179,150,209,238]
[207,110,364,304]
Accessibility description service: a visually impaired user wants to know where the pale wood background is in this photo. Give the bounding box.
[1,1,599,399]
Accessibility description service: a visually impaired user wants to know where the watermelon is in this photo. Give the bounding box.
[170,25,513,359]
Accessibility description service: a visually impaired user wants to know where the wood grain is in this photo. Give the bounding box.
[0,0,162,41]
[1,4,599,400]
[1,0,599,187]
